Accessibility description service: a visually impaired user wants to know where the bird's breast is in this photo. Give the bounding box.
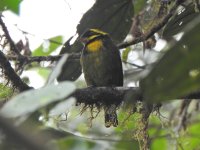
[86,40,103,52]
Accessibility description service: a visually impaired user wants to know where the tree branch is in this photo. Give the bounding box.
[117,0,185,49]
[5,0,185,66]
[0,51,31,91]
[72,87,141,105]
[7,54,143,69]
[70,87,200,105]
[0,16,22,57]
[7,53,81,63]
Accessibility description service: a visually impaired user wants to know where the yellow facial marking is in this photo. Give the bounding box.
[88,35,99,41]
[87,40,103,52]
[90,29,108,35]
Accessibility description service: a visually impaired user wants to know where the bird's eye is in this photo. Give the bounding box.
[87,31,95,37]
[82,31,93,38]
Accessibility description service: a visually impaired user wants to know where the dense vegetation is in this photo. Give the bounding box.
[0,0,200,149]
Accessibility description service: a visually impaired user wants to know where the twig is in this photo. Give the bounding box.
[175,99,192,132]
[7,54,145,70]
[0,51,31,91]
[0,16,22,57]
[7,53,81,63]
[123,61,146,69]
[7,54,145,69]
[117,0,185,49]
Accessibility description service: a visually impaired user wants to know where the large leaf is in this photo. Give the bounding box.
[49,97,75,117]
[141,16,200,102]
[32,36,62,56]
[163,3,200,38]
[77,0,134,42]
[0,0,21,14]
[57,37,82,82]
[47,54,68,84]
[57,43,82,81]
[0,81,75,118]
[58,0,134,82]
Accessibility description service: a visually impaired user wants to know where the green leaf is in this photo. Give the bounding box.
[149,116,168,150]
[141,16,200,102]
[0,84,12,99]
[55,137,96,150]
[0,0,21,14]
[178,123,200,150]
[37,68,51,79]
[32,36,62,56]
[0,81,76,118]
[134,0,146,14]
[163,3,200,38]
[122,47,131,62]
[115,141,139,150]
[151,138,167,150]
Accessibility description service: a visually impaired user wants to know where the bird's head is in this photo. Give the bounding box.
[80,29,108,44]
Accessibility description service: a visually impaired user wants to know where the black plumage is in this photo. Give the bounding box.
[80,29,123,127]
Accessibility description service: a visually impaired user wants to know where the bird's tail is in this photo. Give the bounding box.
[104,104,118,128]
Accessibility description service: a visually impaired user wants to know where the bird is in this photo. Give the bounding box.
[80,29,123,127]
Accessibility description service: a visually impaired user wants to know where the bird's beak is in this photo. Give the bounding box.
[79,37,88,44]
